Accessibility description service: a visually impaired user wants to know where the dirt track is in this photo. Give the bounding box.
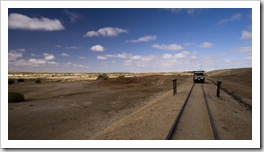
[8,72,252,140]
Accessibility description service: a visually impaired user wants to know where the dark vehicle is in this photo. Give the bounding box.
[193,71,205,83]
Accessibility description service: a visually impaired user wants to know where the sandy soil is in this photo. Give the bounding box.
[8,69,252,140]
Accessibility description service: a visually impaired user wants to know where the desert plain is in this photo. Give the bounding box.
[8,68,252,140]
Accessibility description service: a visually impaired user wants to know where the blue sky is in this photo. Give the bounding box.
[8,8,252,73]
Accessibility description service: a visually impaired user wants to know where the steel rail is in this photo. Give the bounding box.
[165,83,218,140]
[165,83,194,140]
[201,84,219,140]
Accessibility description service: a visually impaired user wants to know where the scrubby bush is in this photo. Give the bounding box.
[8,92,25,102]
[35,79,41,83]
[17,78,24,82]
[118,75,125,79]
[8,79,15,85]
[97,73,109,80]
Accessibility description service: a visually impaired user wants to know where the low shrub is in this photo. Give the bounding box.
[118,75,125,79]
[17,78,25,82]
[97,73,109,80]
[8,92,25,102]
[35,79,41,83]
[8,79,15,85]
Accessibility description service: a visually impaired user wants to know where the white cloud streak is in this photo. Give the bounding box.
[162,51,190,59]
[63,9,82,22]
[237,46,252,52]
[240,30,252,40]
[54,44,62,48]
[64,62,89,69]
[200,42,214,48]
[61,53,70,57]
[126,35,157,43]
[215,13,242,27]
[83,27,128,37]
[65,46,79,50]
[166,8,206,15]
[8,13,65,31]
[90,45,105,52]
[151,43,183,50]
[97,53,137,60]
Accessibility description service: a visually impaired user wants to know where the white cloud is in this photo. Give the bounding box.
[124,60,133,66]
[162,51,190,59]
[200,42,214,48]
[16,48,26,52]
[65,46,79,50]
[83,27,128,37]
[97,53,154,68]
[8,51,23,61]
[141,55,155,61]
[48,61,57,65]
[162,54,173,59]
[116,53,128,59]
[61,53,70,57]
[8,49,25,61]
[64,62,89,69]
[63,9,82,22]
[215,13,242,27]
[124,55,154,67]
[54,44,62,48]
[8,13,65,31]
[240,30,252,40]
[8,51,90,71]
[152,43,183,50]
[28,58,47,65]
[43,53,55,60]
[90,45,105,52]
[131,55,142,60]
[237,46,252,52]
[166,8,206,15]
[97,53,135,60]
[97,56,107,60]
[174,52,189,59]
[126,35,157,43]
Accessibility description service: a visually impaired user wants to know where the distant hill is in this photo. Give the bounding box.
[206,68,252,77]
[206,68,252,86]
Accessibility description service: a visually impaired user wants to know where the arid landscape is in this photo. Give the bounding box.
[8,68,252,140]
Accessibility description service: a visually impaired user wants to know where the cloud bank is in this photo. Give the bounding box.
[8,13,65,31]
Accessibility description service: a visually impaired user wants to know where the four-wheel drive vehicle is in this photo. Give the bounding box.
[193,71,205,83]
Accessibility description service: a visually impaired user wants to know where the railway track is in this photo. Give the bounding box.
[166,83,218,140]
